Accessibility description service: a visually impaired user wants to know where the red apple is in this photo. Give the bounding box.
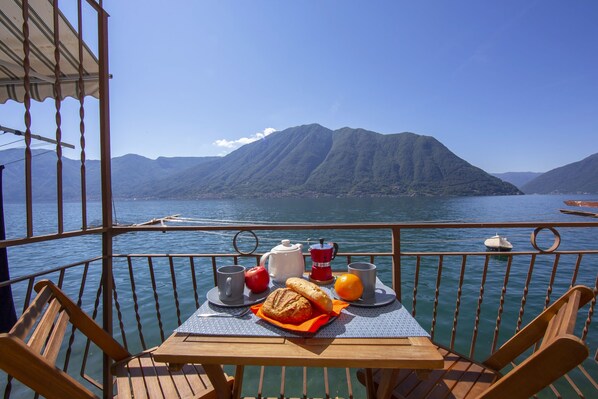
[245,266,270,293]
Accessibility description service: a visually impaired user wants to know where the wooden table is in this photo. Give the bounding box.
[154,333,444,399]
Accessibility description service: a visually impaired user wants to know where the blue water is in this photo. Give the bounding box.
[2,194,597,398]
[4,194,597,275]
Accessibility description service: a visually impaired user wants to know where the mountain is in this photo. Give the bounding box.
[0,149,216,201]
[521,153,598,194]
[1,124,522,201]
[491,172,544,189]
[135,124,520,198]
[1,148,85,202]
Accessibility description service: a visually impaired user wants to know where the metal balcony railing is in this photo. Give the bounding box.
[1,222,596,398]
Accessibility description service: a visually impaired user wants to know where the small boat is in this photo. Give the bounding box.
[484,234,513,252]
[560,200,598,218]
[563,200,598,208]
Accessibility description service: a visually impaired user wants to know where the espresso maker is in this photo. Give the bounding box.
[308,238,339,285]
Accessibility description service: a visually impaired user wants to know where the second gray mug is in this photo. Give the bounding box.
[348,262,377,299]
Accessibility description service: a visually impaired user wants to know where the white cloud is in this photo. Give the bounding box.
[213,128,276,151]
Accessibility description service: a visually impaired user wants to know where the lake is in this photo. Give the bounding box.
[2,194,597,398]
[4,194,597,274]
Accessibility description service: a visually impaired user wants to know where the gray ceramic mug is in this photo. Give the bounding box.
[348,262,377,299]
[217,265,246,302]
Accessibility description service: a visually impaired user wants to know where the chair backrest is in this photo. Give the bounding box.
[0,280,131,399]
[480,285,595,399]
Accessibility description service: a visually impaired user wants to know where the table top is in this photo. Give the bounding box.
[153,334,444,370]
[155,282,443,370]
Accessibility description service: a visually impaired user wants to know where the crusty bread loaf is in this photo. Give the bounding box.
[261,288,313,324]
[286,277,333,314]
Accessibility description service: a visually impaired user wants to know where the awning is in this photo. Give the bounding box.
[0,0,100,104]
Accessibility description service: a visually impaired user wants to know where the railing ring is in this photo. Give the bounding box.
[233,230,259,255]
[530,226,561,253]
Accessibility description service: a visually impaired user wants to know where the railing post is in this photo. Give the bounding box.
[98,6,113,398]
[391,227,401,301]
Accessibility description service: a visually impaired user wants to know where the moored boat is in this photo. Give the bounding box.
[564,200,598,208]
[560,200,598,218]
[484,234,513,251]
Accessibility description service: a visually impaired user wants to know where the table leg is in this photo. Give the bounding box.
[232,365,245,399]
[364,368,376,399]
[376,369,400,399]
[202,364,233,399]
[415,369,431,380]
[166,363,184,372]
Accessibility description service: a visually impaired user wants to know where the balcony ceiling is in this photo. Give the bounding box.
[0,0,99,104]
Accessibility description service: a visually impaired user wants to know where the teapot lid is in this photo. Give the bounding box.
[272,239,302,253]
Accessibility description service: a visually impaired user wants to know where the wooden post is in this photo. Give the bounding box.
[97,6,113,398]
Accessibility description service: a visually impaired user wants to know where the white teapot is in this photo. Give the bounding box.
[259,239,305,283]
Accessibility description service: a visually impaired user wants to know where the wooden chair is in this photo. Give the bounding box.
[357,285,595,399]
[0,280,233,399]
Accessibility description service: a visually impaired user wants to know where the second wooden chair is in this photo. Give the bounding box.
[357,285,595,399]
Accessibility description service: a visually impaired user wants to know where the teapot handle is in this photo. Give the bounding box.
[331,242,339,260]
[259,252,272,270]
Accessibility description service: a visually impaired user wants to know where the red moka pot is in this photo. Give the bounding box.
[308,238,339,285]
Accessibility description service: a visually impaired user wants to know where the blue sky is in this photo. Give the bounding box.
[2,1,597,173]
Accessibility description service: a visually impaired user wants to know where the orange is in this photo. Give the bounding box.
[334,273,363,301]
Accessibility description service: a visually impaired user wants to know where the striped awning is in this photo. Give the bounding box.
[0,0,100,104]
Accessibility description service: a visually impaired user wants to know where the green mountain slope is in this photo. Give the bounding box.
[0,149,215,201]
[304,127,517,196]
[521,153,598,194]
[139,124,520,198]
[1,124,523,200]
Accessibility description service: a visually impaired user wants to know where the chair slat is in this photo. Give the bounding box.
[9,285,53,340]
[126,357,150,399]
[42,309,70,364]
[404,348,461,398]
[463,368,497,398]
[163,364,193,398]
[559,289,581,336]
[183,363,226,398]
[137,353,168,398]
[541,290,581,349]
[541,302,566,349]
[28,297,62,354]
[451,362,488,398]
[114,361,133,399]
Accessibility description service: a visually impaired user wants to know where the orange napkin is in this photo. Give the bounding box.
[251,300,349,333]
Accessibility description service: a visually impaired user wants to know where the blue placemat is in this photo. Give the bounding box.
[175,295,429,338]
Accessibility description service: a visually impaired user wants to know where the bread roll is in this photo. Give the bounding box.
[261,288,313,324]
[286,277,333,314]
